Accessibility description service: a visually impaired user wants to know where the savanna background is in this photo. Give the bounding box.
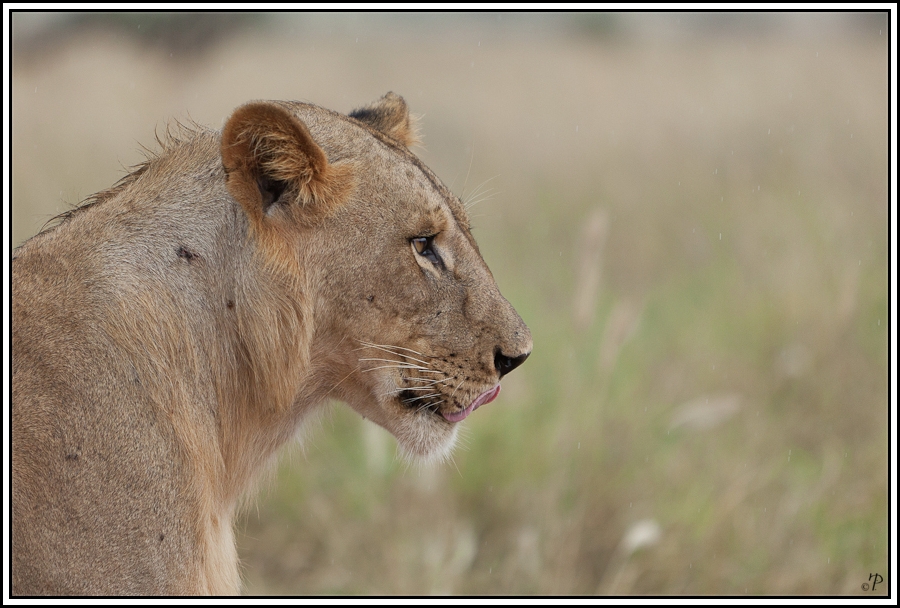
[9,12,890,596]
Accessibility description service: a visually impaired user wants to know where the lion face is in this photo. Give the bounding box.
[317,152,531,462]
[222,93,532,462]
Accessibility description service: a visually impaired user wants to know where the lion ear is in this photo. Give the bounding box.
[349,92,420,147]
[221,102,352,227]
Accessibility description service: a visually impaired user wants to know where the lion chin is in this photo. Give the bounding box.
[392,413,461,466]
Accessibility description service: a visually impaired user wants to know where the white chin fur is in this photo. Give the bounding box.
[348,375,460,465]
[394,418,460,466]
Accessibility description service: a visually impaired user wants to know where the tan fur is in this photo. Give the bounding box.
[12,93,531,595]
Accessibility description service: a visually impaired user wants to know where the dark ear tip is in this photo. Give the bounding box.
[383,92,408,110]
[348,92,418,147]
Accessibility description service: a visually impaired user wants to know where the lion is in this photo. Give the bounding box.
[11,92,531,595]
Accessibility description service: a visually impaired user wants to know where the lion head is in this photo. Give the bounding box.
[221,93,532,463]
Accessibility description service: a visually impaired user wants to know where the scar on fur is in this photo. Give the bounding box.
[176,245,199,263]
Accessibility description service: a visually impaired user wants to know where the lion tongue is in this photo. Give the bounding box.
[442,384,501,423]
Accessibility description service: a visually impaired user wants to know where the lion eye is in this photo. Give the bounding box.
[411,236,443,268]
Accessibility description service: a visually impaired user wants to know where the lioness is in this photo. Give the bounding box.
[12,93,531,595]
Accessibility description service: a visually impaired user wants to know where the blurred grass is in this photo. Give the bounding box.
[11,13,889,595]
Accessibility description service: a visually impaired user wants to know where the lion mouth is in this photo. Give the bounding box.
[398,383,501,423]
[441,384,501,423]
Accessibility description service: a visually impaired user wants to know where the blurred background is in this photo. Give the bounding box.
[11,12,889,595]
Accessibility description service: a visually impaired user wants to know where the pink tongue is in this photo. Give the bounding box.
[442,384,501,423]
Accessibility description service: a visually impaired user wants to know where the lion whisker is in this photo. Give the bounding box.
[416,400,445,414]
[359,356,430,367]
[463,175,500,210]
[361,365,434,374]
[360,362,425,370]
[419,399,444,412]
[356,341,428,359]
[360,348,433,367]
[401,392,442,404]
[405,378,452,387]
[327,367,359,394]
[356,339,423,353]
[358,358,440,374]
[449,377,466,400]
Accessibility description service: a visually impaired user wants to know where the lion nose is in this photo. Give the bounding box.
[494,349,530,378]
